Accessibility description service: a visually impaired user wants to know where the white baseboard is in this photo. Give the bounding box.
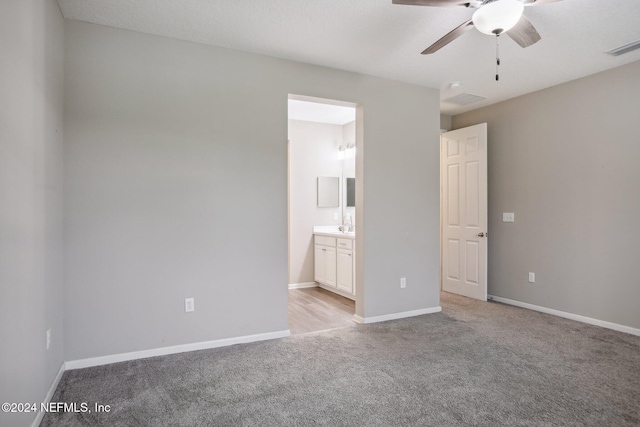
[288,282,318,289]
[65,329,291,370]
[31,362,66,427]
[353,306,442,324]
[489,295,640,337]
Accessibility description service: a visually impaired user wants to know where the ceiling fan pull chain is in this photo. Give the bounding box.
[496,34,500,81]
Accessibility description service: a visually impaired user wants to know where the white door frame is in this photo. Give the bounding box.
[287,94,363,319]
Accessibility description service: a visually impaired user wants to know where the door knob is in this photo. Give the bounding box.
[477,232,485,237]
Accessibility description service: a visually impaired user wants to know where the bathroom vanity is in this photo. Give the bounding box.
[313,226,355,300]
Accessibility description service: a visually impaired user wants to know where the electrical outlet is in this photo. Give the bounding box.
[400,277,406,289]
[503,213,515,222]
[528,272,535,283]
[185,298,195,312]
[46,328,51,350]
[333,212,339,220]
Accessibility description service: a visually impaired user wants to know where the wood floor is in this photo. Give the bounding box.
[288,287,355,335]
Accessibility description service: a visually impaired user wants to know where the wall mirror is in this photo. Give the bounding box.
[317,176,339,207]
[346,177,355,207]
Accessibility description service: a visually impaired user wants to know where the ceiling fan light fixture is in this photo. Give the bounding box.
[472,0,524,36]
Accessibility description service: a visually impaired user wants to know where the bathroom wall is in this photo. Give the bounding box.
[289,119,342,285]
[288,119,356,286]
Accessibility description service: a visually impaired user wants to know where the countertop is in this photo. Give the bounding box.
[313,225,355,239]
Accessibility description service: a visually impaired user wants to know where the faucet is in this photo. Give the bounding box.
[342,214,355,233]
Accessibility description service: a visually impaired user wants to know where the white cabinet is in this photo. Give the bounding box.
[314,236,337,288]
[314,235,355,299]
[336,248,353,294]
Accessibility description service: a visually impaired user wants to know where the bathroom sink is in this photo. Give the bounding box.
[312,226,355,238]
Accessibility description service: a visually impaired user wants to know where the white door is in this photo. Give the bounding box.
[441,123,487,301]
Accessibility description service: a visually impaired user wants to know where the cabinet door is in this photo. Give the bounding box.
[324,246,337,288]
[337,248,353,293]
[314,245,326,284]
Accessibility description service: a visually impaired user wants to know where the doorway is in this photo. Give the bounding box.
[287,94,361,334]
[440,123,488,301]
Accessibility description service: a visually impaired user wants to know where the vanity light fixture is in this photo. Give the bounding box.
[345,144,355,159]
[338,145,346,160]
[338,144,355,160]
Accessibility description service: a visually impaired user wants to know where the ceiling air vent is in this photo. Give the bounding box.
[443,93,487,106]
[606,40,640,56]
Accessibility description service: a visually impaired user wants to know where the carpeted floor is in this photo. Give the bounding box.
[42,293,640,426]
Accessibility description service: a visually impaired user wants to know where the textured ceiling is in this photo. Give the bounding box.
[57,0,640,115]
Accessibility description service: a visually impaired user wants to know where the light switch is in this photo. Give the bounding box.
[503,213,515,222]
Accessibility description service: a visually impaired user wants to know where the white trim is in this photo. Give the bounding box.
[489,295,640,337]
[353,314,365,324]
[352,306,442,324]
[288,282,318,289]
[65,330,291,370]
[31,362,66,427]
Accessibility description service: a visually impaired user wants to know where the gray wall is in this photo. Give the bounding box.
[440,115,452,131]
[0,1,65,426]
[64,20,441,360]
[453,60,640,330]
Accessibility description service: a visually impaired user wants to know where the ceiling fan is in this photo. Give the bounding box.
[393,0,563,55]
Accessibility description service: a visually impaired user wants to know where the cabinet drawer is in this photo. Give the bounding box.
[315,235,336,247]
[337,238,353,250]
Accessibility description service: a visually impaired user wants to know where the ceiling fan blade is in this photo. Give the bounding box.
[392,0,469,6]
[522,0,564,5]
[422,19,474,54]
[506,15,541,48]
